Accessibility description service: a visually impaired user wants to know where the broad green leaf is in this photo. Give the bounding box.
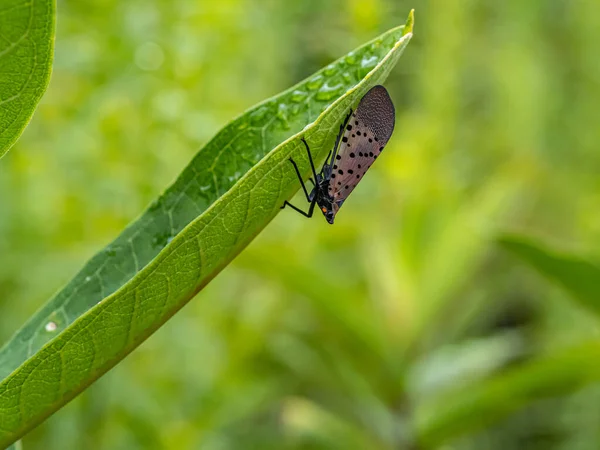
[0,11,414,447]
[0,0,55,158]
[416,340,600,446]
[498,234,600,316]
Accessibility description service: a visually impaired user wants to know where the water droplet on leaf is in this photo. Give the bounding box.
[323,64,336,76]
[249,106,269,124]
[345,52,357,65]
[290,90,307,103]
[361,54,379,69]
[316,83,343,101]
[45,322,58,332]
[357,54,380,78]
[306,75,324,91]
[276,104,290,129]
[152,233,171,248]
[227,171,242,183]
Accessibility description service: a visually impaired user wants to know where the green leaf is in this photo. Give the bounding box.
[498,234,600,316]
[0,11,414,447]
[0,0,55,158]
[415,340,600,446]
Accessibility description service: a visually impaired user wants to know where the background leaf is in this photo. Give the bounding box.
[0,0,55,158]
[498,235,600,317]
[416,340,600,446]
[0,14,414,447]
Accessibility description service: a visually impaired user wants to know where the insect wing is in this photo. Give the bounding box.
[327,85,396,205]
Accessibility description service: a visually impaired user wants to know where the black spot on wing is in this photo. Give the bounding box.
[328,88,394,204]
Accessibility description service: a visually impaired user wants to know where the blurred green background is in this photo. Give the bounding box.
[2,0,600,448]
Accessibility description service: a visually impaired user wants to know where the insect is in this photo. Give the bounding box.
[281,85,395,224]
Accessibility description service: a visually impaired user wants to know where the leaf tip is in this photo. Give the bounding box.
[403,9,415,35]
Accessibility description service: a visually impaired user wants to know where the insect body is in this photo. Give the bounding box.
[281,85,396,224]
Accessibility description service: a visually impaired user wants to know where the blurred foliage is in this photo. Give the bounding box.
[498,235,600,316]
[1,0,599,449]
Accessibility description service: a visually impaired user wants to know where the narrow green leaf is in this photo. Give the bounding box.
[416,340,600,446]
[0,12,415,447]
[0,0,55,158]
[498,234,600,316]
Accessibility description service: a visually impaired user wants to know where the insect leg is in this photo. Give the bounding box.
[301,138,320,183]
[280,197,316,218]
[287,157,312,202]
[329,109,353,167]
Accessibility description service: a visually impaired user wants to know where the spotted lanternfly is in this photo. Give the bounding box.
[281,85,395,224]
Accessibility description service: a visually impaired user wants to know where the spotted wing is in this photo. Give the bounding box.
[327,85,396,207]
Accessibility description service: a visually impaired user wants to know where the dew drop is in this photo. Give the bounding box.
[323,64,336,76]
[85,276,92,282]
[105,248,116,257]
[237,121,249,130]
[152,233,171,248]
[344,52,357,65]
[316,83,344,101]
[227,171,242,183]
[290,89,307,103]
[249,106,269,124]
[45,322,58,332]
[342,72,353,83]
[306,75,324,91]
[167,236,174,244]
[361,54,379,69]
[276,104,290,129]
[290,104,301,116]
